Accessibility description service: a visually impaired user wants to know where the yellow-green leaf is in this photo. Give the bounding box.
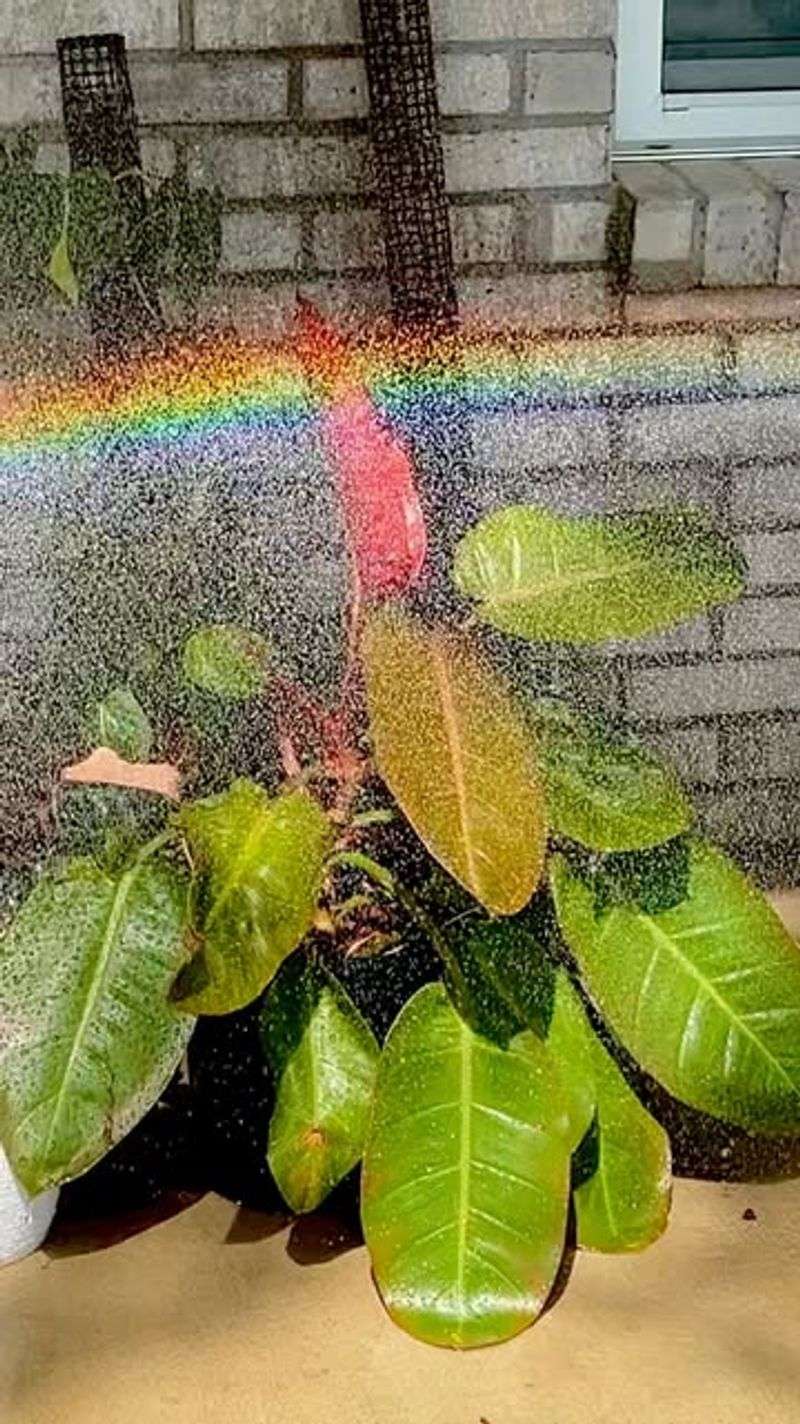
[262,957,379,1213]
[172,780,333,1016]
[361,984,574,1349]
[47,229,79,306]
[551,846,800,1134]
[547,974,671,1253]
[453,505,746,645]
[362,608,546,916]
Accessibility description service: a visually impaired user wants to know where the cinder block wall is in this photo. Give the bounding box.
[0,0,617,330]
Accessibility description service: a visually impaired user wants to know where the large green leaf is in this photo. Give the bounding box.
[362,608,547,916]
[453,506,746,644]
[0,856,192,1196]
[528,700,692,852]
[361,984,574,1349]
[551,846,800,1133]
[262,956,379,1212]
[547,975,671,1252]
[172,780,332,1016]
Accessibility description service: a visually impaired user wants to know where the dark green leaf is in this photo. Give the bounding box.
[528,699,692,852]
[361,983,574,1349]
[262,956,379,1212]
[172,780,332,1015]
[572,836,692,918]
[551,845,800,1133]
[453,505,746,645]
[445,909,556,1047]
[0,856,192,1196]
[182,624,270,701]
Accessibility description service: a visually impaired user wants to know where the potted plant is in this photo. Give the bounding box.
[1,310,799,1350]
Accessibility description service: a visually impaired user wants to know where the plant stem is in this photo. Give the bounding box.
[327,849,469,1000]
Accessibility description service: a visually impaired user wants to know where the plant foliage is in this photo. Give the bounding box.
[1,309,798,1351]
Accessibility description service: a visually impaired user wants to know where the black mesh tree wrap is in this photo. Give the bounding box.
[357,0,458,333]
[358,0,478,586]
[57,33,164,354]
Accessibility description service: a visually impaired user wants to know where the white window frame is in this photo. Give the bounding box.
[615,0,800,158]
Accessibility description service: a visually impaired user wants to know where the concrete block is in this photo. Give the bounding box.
[615,162,703,291]
[304,59,367,120]
[620,396,800,468]
[130,57,288,126]
[220,211,301,274]
[0,58,61,126]
[673,160,781,288]
[452,204,515,265]
[749,159,800,287]
[430,0,616,42]
[438,53,511,115]
[525,48,613,116]
[731,464,800,525]
[304,53,510,119]
[726,718,800,781]
[724,596,800,655]
[444,126,608,194]
[629,656,800,719]
[641,723,720,784]
[693,785,800,847]
[475,467,608,517]
[631,615,713,657]
[203,276,389,341]
[139,136,176,179]
[458,269,613,328]
[606,464,728,515]
[0,1,178,52]
[736,331,800,393]
[740,531,800,588]
[313,209,383,272]
[187,134,372,200]
[470,405,611,474]
[519,193,610,264]
[194,0,360,48]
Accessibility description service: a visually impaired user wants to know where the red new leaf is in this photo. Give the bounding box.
[296,301,428,597]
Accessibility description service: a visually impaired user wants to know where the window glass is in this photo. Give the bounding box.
[664,0,800,92]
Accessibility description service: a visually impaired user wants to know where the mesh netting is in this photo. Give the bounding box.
[358,0,458,332]
[57,33,164,353]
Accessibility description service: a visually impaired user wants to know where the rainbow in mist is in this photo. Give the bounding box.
[0,322,796,478]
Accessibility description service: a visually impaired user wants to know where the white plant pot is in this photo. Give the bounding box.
[0,1148,59,1267]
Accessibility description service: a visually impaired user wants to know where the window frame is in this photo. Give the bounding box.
[615,0,800,157]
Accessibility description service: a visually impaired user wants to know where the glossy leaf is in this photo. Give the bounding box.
[362,608,547,916]
[445,910,555,1048]
[88,687,153,762]
[551,845,800,1133]
[528,699,691,852]
[172,781,332,1016]
[548,975,671,1252]
[453,505,746,645]
[0,856,192,1196]
[262,956,379,1212]
[361,984,574,1349]
[182,624,270,700]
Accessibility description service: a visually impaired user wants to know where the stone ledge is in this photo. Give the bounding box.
[615,157,800,294]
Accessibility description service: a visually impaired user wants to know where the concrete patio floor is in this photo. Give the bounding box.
[2,1176,799,1424]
